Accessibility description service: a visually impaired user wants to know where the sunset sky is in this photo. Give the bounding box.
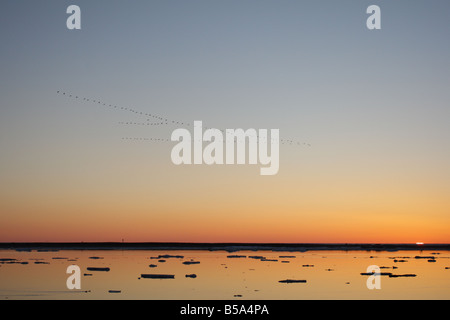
[1,1,449,243]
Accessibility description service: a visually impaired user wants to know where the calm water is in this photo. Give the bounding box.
[0,249,449,299]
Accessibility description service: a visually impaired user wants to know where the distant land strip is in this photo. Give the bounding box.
[0,243,449,252]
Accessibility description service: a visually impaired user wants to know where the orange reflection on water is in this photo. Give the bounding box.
[0,250,449,299]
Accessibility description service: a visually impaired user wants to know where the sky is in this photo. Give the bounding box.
[0,0,449,243]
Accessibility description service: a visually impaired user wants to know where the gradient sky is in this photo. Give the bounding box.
[1,0,449,243]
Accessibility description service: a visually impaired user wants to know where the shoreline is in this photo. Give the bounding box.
[0,242,449,252]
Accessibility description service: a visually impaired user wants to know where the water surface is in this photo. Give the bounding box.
[0,249,449,299]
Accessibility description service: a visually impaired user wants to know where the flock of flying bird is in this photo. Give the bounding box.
[56,90,311,147]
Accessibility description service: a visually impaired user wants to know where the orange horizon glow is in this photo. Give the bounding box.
[2,162,449,244]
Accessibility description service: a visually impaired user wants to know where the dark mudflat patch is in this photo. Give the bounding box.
[183,261,200,265]
[261,258,278,262]
[0,259,22,264]
[87,267,110,272]
[360,272,392,276]
[279,279,307,283]
[157,255,184,259]
[360,272,416,278]
[249,256,265,260]
[141,274,175,279]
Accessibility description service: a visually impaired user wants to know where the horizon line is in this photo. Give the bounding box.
[0,241,449,245]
